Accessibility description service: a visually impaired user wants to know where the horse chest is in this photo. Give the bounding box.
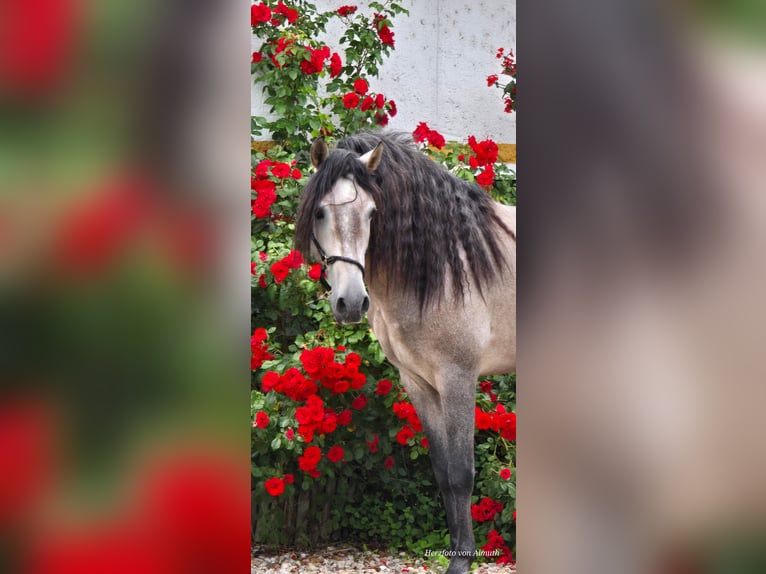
[367,301,428,374]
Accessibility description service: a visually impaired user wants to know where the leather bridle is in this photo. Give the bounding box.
[311,233,365,291]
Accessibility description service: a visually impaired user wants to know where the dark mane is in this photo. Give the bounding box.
[295,131,513,311]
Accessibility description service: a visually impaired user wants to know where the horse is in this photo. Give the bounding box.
[294,131,516,574]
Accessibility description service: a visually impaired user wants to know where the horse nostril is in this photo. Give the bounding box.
[336,297,347,314]
[361,296,370,313]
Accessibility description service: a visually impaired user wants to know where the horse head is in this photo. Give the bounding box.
[303,138,382,324]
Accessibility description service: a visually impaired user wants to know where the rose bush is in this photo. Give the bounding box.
[251,0,406,152]
[488,47,516,114]
[252,2,516,564]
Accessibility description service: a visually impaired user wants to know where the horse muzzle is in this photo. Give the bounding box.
[332,291,370,324]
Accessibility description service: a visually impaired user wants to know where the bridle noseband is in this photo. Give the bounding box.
[311,233,365,291]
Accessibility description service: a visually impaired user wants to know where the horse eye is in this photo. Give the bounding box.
[315,208,325,220]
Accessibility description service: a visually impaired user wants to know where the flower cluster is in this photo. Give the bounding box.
[252,332,514,562]
[466,136,499,188]
[482,529,513,565]
[487,47,516,114]
[471,497,503,522]
[392,400,424,445]
[253,247,322,289]
[269,249,304,284]
[251,328,275,370]
[412,122,446,149]
[415,128,514,195]
[341,77,397,127]
[251,2,299,27]
[336,5,357,17]
[251,157,301,219]
[297,445,322,477]
[475,404,516,441]
[264,473,295,496]
[479,380,498,402]
[373,13,395,46]
[254,411,270,429]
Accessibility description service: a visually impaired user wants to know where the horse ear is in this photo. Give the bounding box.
[311,138,329,168]
[359,143,383,173]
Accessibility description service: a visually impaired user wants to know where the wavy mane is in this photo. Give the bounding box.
[295,131,513,310]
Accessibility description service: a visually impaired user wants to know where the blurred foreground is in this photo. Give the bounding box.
[519,1,766,573]
[0,0,250,572]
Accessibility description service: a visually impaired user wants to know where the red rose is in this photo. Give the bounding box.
[396,424,414,445]
[349,372,366,390]
[327,446,344,463]
[329,52,343,77]
[353,78,368,94]
[264,477,284,496]
[270,259,290,284]
[337,5,357,16]
[283,249,304,269]
[342,92,360,109]
[500,468,512,480]
[261,371,279,392]
[285,428,294,441]
[467,136,499,166]
[499,411,516,441]
[300,347,336,378]
[420,437,429,448]
[298,446,322,473]
[271,162,291,178]
[292,168,302,179]
[337,409,352,425]
[251,262,257,275]
[333,380,349,394]
[360,95,374,111]
[378,26,395,46]
[284,474,295,484]
[387,100,397,117]
[367,434,379,453]
[383,455,395,470]
[475,407,492,430]
[255,159,271,177]
[320,415,337,434]
[375,112,389,126]
[375,379,392,395]
[479,381,493,393]
[252,52,262,64]
[251,3,272,25]
[477,166,495,187]
[254,412,270,428]
[427,129,446,149]
[300,46,329,75]
[486,74,499,87]
[373,15,395,46]
[308,263,322,281]
[274,2,299,24]
[375,93,385,109]
[412,121,431,143]
[351,395,367,410]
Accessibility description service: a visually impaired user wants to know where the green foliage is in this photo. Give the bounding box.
[251,0,408,152]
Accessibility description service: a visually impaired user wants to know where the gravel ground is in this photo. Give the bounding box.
[251,545,516,573]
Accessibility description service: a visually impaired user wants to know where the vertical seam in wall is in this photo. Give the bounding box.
[435,0,441,122]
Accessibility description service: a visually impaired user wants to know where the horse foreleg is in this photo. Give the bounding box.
[401,368,477,574]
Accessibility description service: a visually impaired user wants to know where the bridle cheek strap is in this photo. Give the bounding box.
[311,234,365,291]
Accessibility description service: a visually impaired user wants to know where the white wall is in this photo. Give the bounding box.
[251,0,516,143]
